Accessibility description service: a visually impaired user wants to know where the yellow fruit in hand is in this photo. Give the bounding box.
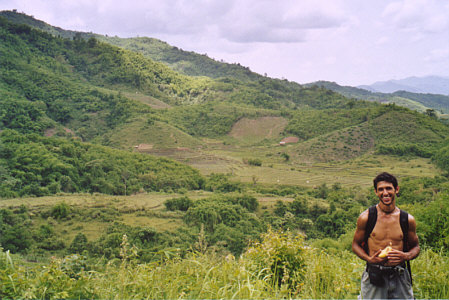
[378,246,392,258]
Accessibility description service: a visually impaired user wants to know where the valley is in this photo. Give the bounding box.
[0,11,449,299]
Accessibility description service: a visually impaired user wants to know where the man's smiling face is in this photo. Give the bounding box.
[375,181,399,207]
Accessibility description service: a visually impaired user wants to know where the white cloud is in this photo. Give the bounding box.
[375,36,390,46]
[1,0,448,85]
[382,0,449,33]
[218,0,348,43]
[425,48,449,62]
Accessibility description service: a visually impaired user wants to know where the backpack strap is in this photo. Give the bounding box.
[363,205,378,254]
[399,209,409,251]
[399,209,413,286]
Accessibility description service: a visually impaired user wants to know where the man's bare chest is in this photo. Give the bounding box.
[370,213,403,245]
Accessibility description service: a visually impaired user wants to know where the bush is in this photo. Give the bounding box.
[204,173,242,193]
[68,233,88,254]
[50,202,70,219]
[245,158,262,166]
[38,238,66,251]
[0,209,33,253]
[376,143,433,158]
[242,228,306,289]
[223,194,259,212]
[164,196,193,211]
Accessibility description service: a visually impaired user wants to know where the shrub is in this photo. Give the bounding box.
[242,228,306,290]
[0,209,32,253]
[204,173,242,193]
[274,200,288,217]
[69,233,88,254]
[224,193,259,212]
[245,158,262,166]
[50,202,70,219]
[164,196,193,211]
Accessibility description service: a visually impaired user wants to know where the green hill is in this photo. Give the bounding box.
[286,105,449,162]
[0,10,265,82]
[0,12,375,141]
[3,10,449,115]
[2,12,449,198]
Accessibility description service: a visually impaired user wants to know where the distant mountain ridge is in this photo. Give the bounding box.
[306,80,449,114]
[359,76,449,95]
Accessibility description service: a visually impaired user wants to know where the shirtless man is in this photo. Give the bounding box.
[352,172,420,299]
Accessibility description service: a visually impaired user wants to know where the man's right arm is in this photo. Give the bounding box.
[352,210,384,264]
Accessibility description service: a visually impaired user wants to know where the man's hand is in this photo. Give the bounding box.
[367,249,388,265]
[385,249,408,266]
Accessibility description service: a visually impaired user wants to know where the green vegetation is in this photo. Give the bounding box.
[1,230,448,299]
[1,11,449,299]
[285,106,382,141]
[0,130,204,198]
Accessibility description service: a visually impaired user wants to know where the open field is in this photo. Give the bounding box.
[0,193,173,210]
[0,193,185,241]
[228,116,288,144]
[106,118,204,150]
[0,190,294,241]
[231,154,439,188]
[141,137,440,188]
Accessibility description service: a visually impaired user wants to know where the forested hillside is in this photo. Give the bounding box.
[1,11,449,299]
[0,10,266,82]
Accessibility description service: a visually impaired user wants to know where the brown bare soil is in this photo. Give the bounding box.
[229,116,288,140]
[135,143,154,150]
[280,137,299,144]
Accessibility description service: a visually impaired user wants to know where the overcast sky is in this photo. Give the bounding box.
[1,0,449,86]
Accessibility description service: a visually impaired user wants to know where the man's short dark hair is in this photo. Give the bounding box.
[373,172,398,190]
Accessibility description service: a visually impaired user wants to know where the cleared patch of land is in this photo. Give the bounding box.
[107,118,203,150]
[229,116,288,143]
[184,139,440,188]
[122,91,171,109]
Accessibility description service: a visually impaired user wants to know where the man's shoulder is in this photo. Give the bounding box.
[359,208,370,218]
[356,208,370,227]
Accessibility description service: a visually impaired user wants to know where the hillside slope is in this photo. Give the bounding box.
[306,81,449,114]
[283,105,449,162]
[0,10,269,82]
[2,12,449,199]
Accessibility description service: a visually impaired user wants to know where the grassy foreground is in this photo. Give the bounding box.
[1,230,448,299]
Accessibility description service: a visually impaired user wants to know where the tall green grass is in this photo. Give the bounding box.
[1,233,448,299]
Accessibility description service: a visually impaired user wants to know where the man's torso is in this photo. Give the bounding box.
[367,207,404,266]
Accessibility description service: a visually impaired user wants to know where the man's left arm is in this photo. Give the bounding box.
[387,214,420,265]
[404,214,420,261]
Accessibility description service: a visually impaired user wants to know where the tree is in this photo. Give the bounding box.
[164,196,193,211]
[0,209,32,253]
